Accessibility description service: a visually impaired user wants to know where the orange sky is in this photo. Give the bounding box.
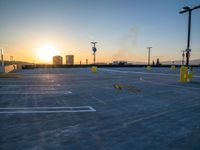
[2,43,173,64]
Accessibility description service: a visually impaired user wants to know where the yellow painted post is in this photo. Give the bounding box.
[91,66,97,73]
[170,65,176,70]
[180,66,188,82]
[146,66,151,71]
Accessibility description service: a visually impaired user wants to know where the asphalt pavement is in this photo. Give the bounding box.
[0,67,200,150]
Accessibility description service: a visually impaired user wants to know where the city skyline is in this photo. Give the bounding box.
[0,0,200,64]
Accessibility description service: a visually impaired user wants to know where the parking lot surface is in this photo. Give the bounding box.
[0,67,200,150]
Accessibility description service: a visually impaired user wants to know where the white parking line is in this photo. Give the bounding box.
[99,68,200,78]
[139,77,200,90]
[0,81,54,83]
[0,90,72,95]
[0,106,96,114]
[1,84,61,87]
[99,68,179,76]
[0,106,92,109]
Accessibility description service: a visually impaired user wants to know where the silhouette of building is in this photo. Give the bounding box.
[66,55,74,65]
[86,59,88,65]
[113,61,127,65]
[53,56,63,65]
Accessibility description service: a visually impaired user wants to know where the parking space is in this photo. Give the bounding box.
[0,67,200,150]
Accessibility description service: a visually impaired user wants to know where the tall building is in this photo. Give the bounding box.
[66,55,74,65]
[53,56,63,65]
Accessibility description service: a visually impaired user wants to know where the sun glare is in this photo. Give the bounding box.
[37,45,59,63]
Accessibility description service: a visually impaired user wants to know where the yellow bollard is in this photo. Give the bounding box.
[180,66,188,82]
[170,65,176,70]
[146,66,152,71]
[91,66,97,73]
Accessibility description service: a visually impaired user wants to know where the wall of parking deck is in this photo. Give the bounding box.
[2,64,21,73]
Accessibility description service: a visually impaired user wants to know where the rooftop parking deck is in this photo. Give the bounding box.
[0,67,200,150]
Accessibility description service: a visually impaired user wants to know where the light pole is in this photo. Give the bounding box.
[180,5,200,66]
[147,47,152,66]
[91,42,97,64]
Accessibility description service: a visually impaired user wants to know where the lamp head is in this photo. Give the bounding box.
[180,6,191,14]
[183,6,190,10]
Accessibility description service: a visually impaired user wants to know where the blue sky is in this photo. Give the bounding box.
[0,0,199,63]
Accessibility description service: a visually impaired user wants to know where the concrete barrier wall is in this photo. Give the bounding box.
[22,64,200,69]
[4,64,18,73]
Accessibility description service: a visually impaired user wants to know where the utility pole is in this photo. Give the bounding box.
[91,42,97,65]
[147,47,152,66]
[180,5,200,66]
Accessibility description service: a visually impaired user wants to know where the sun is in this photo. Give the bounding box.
[37,45,59,63]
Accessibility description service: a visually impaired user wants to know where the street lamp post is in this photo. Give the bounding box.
[180,5,200,66]
[91,42,97,65]
[147,47,152,66]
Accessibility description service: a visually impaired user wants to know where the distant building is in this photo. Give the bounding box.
[66,55,74,65]
[53,56,63,65]
[113,61,127,65]
[86,59,88,65]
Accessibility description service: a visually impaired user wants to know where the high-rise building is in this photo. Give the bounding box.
[53,56,63,65]
[66,55,74,65]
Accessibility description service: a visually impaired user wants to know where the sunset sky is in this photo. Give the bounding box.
[0,0,200,64]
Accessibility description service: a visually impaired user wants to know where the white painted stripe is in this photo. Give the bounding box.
[87,106,97,111]
[0,110,94,113]
[139,77,153,83]
[0,81,54,83]
[1,84,61,87]
[139,77,200,90]
[0,106,96,114]
[99,68,179,76]
[99,68,200,78]
[0,90,72,95]
[0,106,92,110]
